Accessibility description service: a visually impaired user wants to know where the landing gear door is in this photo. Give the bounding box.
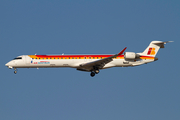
[25,56,31,65]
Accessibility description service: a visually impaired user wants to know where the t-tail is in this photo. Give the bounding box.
[139,41,173,58]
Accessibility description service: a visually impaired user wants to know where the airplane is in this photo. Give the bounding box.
[5,41,173,77]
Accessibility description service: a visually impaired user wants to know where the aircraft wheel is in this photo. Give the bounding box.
[90,72,95,77]
[95,70,99,74]
[14,71,17,74]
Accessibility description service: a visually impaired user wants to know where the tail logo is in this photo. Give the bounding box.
[147,47,155,55]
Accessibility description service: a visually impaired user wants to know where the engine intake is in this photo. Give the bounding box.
[124,52,139,60]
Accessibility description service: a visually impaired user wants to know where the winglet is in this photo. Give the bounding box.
[118,47,127,55]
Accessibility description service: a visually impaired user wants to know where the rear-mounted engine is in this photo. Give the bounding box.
[124,52,140,60]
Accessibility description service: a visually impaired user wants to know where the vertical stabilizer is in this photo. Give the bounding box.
[141,41,173,57]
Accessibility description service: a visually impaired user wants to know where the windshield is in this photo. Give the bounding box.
[13,57,22,60]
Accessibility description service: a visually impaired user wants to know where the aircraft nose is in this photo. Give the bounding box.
[5,61,14,69]
[5,61,11,66]
[5,63,8,66]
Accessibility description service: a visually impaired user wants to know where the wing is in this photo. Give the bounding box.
[77,47,127,71]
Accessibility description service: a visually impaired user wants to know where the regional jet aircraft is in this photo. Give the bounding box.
[5,41,172,77]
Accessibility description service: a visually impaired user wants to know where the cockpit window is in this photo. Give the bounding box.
[13,57,22,60]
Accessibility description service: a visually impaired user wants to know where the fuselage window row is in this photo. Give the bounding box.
[31,57,119,60]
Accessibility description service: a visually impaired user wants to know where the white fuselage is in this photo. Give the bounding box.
[5,55,154,70]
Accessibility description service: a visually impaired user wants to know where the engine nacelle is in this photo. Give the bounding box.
[124,52,139,60]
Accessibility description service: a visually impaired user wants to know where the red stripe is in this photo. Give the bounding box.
[36,55,124,58]
[140,55,154,58]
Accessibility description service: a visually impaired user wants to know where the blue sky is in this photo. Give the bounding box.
[0,0,179,120]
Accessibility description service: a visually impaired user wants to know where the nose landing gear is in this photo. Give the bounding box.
[14,68,17,74]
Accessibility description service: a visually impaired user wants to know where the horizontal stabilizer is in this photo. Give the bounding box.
[151,41,173,48]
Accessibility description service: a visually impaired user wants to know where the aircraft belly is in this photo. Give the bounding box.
[109,59,126,67]
[109,59,142,67]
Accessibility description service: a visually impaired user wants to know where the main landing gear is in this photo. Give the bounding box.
[90,69,100,77]
[90,72,95,77]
